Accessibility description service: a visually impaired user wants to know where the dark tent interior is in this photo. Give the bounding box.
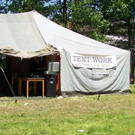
[0,54,61,97]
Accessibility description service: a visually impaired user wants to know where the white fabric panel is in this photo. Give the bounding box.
[61,51,130,93]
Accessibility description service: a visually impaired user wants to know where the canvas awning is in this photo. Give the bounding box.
[0,44,58,58]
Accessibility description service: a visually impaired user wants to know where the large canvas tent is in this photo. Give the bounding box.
[0,11,130,94]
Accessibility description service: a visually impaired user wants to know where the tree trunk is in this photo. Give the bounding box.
[63,0,67,26]
[127,19,134,48]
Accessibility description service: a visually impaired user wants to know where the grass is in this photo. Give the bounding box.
[130,84,135,93]
[0,94,135,135]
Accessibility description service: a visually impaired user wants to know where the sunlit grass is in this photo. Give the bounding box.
[0,94,135,135]
[130,84,135,93]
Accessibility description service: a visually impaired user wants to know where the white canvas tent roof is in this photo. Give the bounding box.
[0,11,130,93]
[34,11,128,56]
[0,10,128,57]
[0,11,58,58]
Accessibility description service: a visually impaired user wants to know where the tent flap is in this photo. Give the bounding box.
[61,50,130,93]
[0,44,58,58]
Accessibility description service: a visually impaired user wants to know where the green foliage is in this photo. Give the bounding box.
[130,84,135,93]
[101,0,135,21]
[69,0,109,41]
[45,0,73,26]
[90,31,106,42]
[9,0,49,16]
[100,0,135,48]
[0,0,11,13]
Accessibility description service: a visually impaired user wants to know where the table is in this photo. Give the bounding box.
[12,76,45,98]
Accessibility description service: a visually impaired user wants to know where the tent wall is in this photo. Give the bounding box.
[60,51,130,93]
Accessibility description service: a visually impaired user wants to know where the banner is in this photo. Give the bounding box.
[70,53,117,69]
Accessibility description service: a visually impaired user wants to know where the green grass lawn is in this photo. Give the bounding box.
[0,94,135,135]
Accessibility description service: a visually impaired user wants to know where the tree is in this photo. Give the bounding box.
[8,0,73,27]
[0,0,11,13]
[69,0,109,41]
[99,0,135,48]
[9,0,49,16]
[46,0,73,26]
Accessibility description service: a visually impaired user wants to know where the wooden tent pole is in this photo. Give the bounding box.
[0,68,16,96]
